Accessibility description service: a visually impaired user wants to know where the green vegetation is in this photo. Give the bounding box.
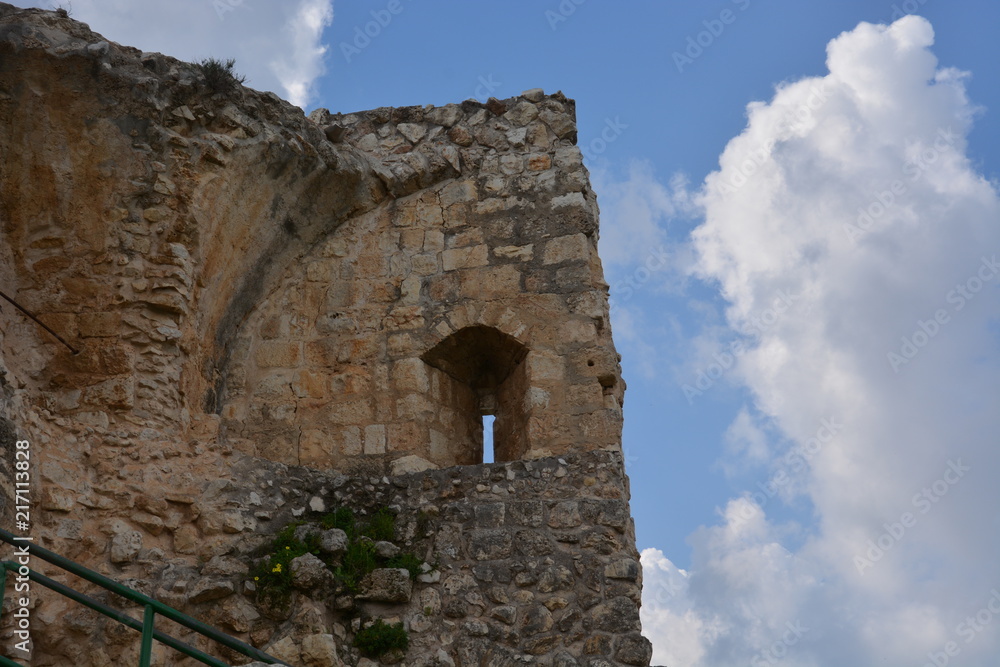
[353,619,409,657]
[320,506,355,533]
[249,522,319,612]
[197,57,246,94]
[250,507,430,609]
[335,539,378,592]
[359,507,396,541]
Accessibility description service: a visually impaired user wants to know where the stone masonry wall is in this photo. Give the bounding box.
[221,99,624,473]
[0,5,648,666]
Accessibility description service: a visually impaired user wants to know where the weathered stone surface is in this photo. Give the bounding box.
[390,454,437,475]
[301,633,344,667]
[375,540,401,558]
[0,6,647,666]
[605,558,640,581]
[110,531,142,564]
[357,568,413,602]
[188,578,235,604]
[320,529,349,555]
[291,553,334,590]
[614,633,654,666]
[203,555,249,576]
[591,596,642,633]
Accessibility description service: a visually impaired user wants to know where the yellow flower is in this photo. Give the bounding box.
[272,563,282,573]
[254,576,259,581]
[285,546,290,550]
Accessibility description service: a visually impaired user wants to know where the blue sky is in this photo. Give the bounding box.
[18,1,1000,665]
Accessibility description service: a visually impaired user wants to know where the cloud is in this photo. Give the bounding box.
[592,159,694,269]
[15,0,334,108]
[267,0,334,107]
[642,16,1000,666]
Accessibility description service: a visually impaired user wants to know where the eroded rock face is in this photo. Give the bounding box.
[0,4,648,666]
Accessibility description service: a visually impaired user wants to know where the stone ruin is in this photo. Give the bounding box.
[0,4,652,666]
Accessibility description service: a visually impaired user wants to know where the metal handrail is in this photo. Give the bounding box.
[0,528,289,666]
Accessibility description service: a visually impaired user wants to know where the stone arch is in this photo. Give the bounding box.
[421,326,530,463]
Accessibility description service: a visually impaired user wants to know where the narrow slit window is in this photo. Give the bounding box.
[482,414,496,464]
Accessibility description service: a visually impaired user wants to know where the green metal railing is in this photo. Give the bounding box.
[0,528,289,667]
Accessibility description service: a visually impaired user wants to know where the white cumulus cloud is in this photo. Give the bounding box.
[15,0,334,108]
[638,15,1000,667]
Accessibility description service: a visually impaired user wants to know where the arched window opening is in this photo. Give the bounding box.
[421,326,529,464]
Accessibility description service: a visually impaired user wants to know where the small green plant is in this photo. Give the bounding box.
[251,523,320,611]
[320,507,355,535]
[386,552,424,580]
[359,507,396,541]
[335,540,377,593]
[250,507,425,606]
[198,57,246,94]
[353,619,409,657]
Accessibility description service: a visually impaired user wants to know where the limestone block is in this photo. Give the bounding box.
[110,530,142,563]
[320,529,349,556]
[548,501,582,529]
[615,634,654,666]
[527,153,552,171]
[526,351,564,382]
[216,595,261,634]
[446,228,484,248]
[301,633,344,667]
[78,311,121,337]
[357,568,412,603]
[539,107,576,139]
[255,341,302,368]
[375,541,401,558]
[474,502,505,527]
[440,179,477,206]
[291,553,334,590]
[543,233,589,265]
[504,101,539,126]
[203,555,249,577]
[459,265,521,299]
[591,596,641,633]
[390,454,437,476]
[187,578,235,604]
[391,358,429,393]
[468,529,513,560]
[293,370,326,399]
[426,104,462,127]
[442,244,488,271]
[265,637,302,666]
[299,430,333,467]
[397,122,426,143]
[507,501,544,527]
